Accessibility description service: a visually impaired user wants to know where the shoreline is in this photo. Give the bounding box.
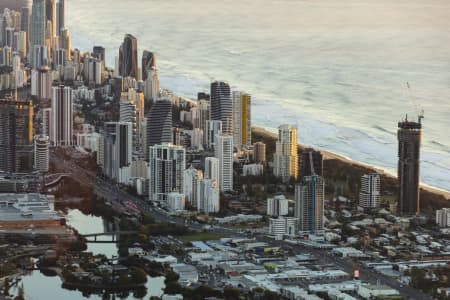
[252,126,450,200]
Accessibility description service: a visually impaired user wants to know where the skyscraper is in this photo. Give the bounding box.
[204,157,220,184]
[359,173,381,210]
[143,66,159,101]
[120,89,145,158]
[273,124,298,183]
[120,100,138,153]
[191,99,210,132]
[146,97,172,149]
[215,134,233,192]
[232,91,251,149]
[102,122,132,182]
[4,27,14,48]
[295,175,325,235]
[45,0,55,37]
[0,99,34,173]
[184,165,203,208]
[300,149,323,177]
[267,195,289,217]
[34,135,50,173]
[197,179,220,214]
[253,142,266,163]
[50,85,73,146]
[53,48,67,67]
[42,107,51,136]
[93,46,105,62]
[15,31,27,58]
[31,44,48,69]
[31,67,52,100]
[21,6,30,36]
[55,0,64,37]
[2,46,12,66]
[119,34,138,79]
[59,28,71,59]
[210,81,232,136]
[148,143,186,204]
[30,0,46,53]
[205,120,222,150]
[142,50,156,81]
[397,115,422,215]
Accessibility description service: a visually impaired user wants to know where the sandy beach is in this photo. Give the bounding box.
[252,126,450,201]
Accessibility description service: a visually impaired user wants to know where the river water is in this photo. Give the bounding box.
[9,209,165,300]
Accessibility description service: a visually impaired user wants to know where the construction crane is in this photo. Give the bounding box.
[406,82,425,124]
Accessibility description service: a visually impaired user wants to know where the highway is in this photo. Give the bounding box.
[93,179,433,299]
[49,149,432,300]
[49,148,96,187]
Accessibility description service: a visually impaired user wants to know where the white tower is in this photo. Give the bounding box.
[34,135,49,173]
[215,134,233,192]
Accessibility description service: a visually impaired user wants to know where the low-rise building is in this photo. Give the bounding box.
[167,192,185,211]
[143,255,178,265]
[170,263,198,285]
[357,284,399,299]
[214,214,263,224]
[162,295,183,300]
[0,193,64,228]
[436,208,450,227]
[269,217,298,237]
[332,247,368,258]
[281,286,320,300]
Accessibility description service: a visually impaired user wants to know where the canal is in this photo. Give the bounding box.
[10,209,165,300]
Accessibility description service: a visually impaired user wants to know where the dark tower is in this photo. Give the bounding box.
[55,0,64,36]
[300,149,323,177]
[21,6,31,42]
[119,34,138,79]
[142,50,156,81]
[397,115,423,215]
[46,0,54,23]
[210,81,232,136]
[146,99,172,150]
[0,99,34,173]
[93,46,105,62]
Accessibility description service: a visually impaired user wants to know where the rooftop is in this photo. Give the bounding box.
[0,193,63,222]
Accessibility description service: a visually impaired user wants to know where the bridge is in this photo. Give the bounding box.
[82,231,138,243]
[44,173,72,188]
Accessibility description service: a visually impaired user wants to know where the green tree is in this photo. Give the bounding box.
[224,287,240,299]
[130,267,147,284]
[3,278,10,296]
[410,267,432,292]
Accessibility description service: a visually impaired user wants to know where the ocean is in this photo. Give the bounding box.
[65,0,450,191]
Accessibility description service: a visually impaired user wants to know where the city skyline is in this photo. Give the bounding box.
[0,1,449,299]
[62,0,450,192]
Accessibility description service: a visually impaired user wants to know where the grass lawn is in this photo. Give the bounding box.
[177,232,222,243]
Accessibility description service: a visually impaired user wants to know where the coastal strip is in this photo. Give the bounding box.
[252,126,450,202]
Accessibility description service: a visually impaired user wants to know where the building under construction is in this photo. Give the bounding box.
[397,115,423,215]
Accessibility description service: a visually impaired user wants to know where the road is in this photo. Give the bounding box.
[49,148,96,187]
[49,149,432,300]
[93,180,433,299]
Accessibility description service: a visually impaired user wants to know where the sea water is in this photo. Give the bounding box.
[65,0,450,191]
